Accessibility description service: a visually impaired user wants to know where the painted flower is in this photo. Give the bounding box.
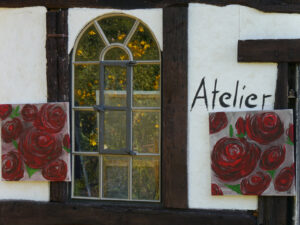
[211,183,223,195]
[0,104,12,120]
[235,117,245,135]
[63,134,70,149]
[241,172,271,195]
[245,112,284,145]
[286,123,294,144]
[21,104,38,122]
[209,112,228,134]
[18,128,62,169]
[1,118,23,143]
[42,159,67,181]
[2,151,24,181]
[211,137,261,182]
[274,166,294,192]
[34,104,66,134]
[259,145,286,171]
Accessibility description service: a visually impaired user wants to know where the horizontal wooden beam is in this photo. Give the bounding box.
[1,0,300,13]
[238,39,300,63]
[0,201,257,225]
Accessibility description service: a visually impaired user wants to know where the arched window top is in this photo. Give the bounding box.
[73,14,161,62]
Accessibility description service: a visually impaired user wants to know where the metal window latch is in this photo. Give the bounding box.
[127,61,136,66]
[93,105,105,112]
[127,150,137,155]
[288,89,297,98]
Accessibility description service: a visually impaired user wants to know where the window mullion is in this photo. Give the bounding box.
[99,63,105,154]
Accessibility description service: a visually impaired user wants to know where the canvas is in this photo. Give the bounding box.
[209,110,295,196]
[0,103,70,181]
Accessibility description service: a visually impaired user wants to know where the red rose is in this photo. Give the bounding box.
[245,112,284,145]
[1,118,23,143]
[211,183,223,195]
[259,145,286,171]
[274,166,294,192]
[34,104,66,134]
[0,104,12,120]
[2,151,24,181]
[21,104,38,122]
[211,137,261,182]
[286,123,294,144]
[42,159,67,181]
[209,112,228,134]
[18,128,62,169]
[63,134,70,149]
[241,172,271,195]
[235,117,245,135]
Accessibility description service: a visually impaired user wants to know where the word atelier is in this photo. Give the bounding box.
[191,77,272,111]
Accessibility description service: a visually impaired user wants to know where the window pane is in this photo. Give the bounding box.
[74,155,99,198]
[104,111,126,150]
[133,65,160,107]
[98,16,135,44]
[104,66,126,107]
[74,64,100,107]
[127,24,160,60]
[133,111,160,153]
[102,156,129,199]
[75,25,105,61]
[74,111,99,152]
[132,157,159,200]
[104,47,129,60]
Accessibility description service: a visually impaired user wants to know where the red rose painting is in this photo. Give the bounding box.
[0,103,70,181]
[210,110,295,196]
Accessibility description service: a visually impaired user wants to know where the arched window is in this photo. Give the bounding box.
[72,14,161,201]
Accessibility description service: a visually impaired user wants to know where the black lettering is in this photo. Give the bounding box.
[233,80,239,107]
[262,94,272,110]
[191,77,208,111]
[212,79,219,110]
[245,94,257,108]
[219,92,231,108]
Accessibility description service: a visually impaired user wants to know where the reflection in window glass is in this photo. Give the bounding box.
[75,25,105,61]
[74,64,100,107]
[104,47,129,60]
[127,24,159,60]
[74,155,99,197]
[98,16,135,44]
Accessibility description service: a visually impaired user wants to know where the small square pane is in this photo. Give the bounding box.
[133,111,160,153]
[73,155,99,198]
[104,111,126,151]
[102,156,129,199]
[74,111,99,152]
[133,157,160,200]
[104,66,126,107]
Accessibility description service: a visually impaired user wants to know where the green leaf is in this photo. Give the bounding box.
[286,136,294,146]
[267,170,276,179]
[12,139,18,149]
[9,105,20,119]
[225,184,242,194]
[25,165,40,178]
[63,146,70,153]
[229,125,233,137]
[236,132,246,138]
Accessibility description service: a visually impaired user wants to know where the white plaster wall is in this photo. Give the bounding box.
[188,3,300,210]
[0,7,48,201]
[68,8,162,53]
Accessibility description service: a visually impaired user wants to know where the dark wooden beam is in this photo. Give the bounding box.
[2,0,300,13]
[162,6,188,209]
[238,39,300,63]
[0,201,256,225]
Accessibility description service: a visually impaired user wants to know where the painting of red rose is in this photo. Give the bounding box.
[1,103,70,181]
[209,110,295,196]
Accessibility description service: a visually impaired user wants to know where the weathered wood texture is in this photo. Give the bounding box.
[1,0,300,13]
[162,6,188,209]
[238,39,300,63]
[46,9,70,202]
[0,201,257,225]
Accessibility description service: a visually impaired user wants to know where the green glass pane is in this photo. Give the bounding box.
[74,64,100,107]
[133,65,160,107]
[75,25,105,61]
[98,16,135,44]
[104,47,129,60]
[103,156,129,199]
[104,66,126,107]
[133,157,159,200]
[74,156,99,198]
[74,111,99,152]
[104,111,126,151]
[127,24,159,60]
[133,111,160,153]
